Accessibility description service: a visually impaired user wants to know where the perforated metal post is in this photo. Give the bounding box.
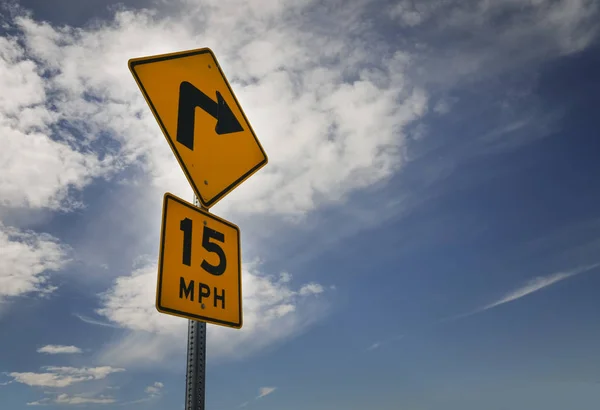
[185,196,207,410]
[185,320,206,410]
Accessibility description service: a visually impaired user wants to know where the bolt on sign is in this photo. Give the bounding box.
[128,48,268,209]
[156,193,242,328]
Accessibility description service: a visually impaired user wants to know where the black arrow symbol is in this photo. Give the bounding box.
[176,81,244,151]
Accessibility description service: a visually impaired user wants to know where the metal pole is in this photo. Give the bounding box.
[185,195,207,410]
[185,320,206,410]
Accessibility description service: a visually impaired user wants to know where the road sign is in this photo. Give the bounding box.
[129,48,268,209]
[157,193,242,328]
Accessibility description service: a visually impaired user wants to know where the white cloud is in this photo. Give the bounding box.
[3,0,590,223]
[73,313,120,328]
[389,0,431,27]
[391,0,599,53]
[95,261,329,366]
[27,394,116,406]
[366,334,403,351]
[0,223,69,300]
[95,265,166,334]
[145,381,164,396]
[480,265,598,311]
[37,345,82,355]
[0,0,591,237]
[299,283,324,296]
[0,35,110,211]
[257,386,276,398]
[0,0,595,218]
[447,263,600,321]
[26,398,50,406]
[0,1,427,220]
[118,381,164,405]
[239,386,276,407]
[433,97,456,115]
[95,332,180,370]
[393,0,599,87]
[8,366,124,387]
[279,272,292,283]
[54,394,115,405]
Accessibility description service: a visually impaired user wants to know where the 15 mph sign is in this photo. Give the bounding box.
[156,193,242,328]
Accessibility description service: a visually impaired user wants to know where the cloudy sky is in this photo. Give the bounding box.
[1,0,600,408]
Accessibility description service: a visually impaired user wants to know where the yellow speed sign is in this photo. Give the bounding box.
[156,193,242,328]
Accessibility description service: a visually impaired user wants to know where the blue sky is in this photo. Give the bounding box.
[1,0,600,408]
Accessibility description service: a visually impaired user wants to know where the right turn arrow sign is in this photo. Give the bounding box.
[176,81,244,151]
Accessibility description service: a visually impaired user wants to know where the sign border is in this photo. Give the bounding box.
[128,48,268,209]
[156,192,243,329]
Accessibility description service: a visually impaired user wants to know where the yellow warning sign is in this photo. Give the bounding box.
[156,193,242,328]
[129,48,268,209]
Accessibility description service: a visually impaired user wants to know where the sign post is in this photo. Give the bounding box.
[186,319,206,410]
[129,47,268,410]
[185,196,206,410]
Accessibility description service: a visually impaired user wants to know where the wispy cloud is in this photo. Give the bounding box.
[54,393,115,405]
[239,386,277,407]
[0,224,70,301]
[446,263,600,322]
[26,398,50,406]
[366,334,404,351]
[119,382,164,405]
[96,262,329,366]
[7,366,125,387]
[145,381,164,396]
[27,394,115,406]
[257,387,277,399]
[73,313,119,328]
[37,345,82,355]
